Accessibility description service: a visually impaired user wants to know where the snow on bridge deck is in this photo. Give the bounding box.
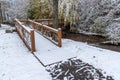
[34,32,77,65]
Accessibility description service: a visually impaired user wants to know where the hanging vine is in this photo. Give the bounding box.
[58,0,80,26]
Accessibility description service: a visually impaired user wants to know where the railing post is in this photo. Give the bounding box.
[22,27,24,37]
[30,30,36,52]
[26,19,29,25]
[33,23,35,29]
[58,28,62,47]
[48,20,50,26]
[15,21,18,33]
[41,25,44,35]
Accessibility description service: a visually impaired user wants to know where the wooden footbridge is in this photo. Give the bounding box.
[14,18,75,67]
[14,18,62,53]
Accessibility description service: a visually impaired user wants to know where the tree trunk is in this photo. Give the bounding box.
[52,0,58,29]
[0,3,2,27]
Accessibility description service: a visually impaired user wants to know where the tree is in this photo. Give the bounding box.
[0,2,2,27]
[52,0,58,29]
[1,0,30,23]
[58,0,80,32]
[28,0,52,19]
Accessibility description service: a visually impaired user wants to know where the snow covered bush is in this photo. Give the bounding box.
[106,23,120,43]
[1,0,30,23]
[113,4,120,15]
[77,0,113,32]
[91,17,112,34]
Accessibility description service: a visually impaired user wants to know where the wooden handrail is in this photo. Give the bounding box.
[15,19,32,33]
[20,19,64,27]
[27,19,58,32]
[35,19,53,21]
[26,19,62,47]
[14,18,36,52]
[35,19,64,27]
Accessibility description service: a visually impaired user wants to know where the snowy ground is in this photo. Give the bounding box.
[62,39,120,80]
[35,32,120,80]
[0,24,120,80]
[0,24,51,80]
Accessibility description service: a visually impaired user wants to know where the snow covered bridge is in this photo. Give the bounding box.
[14,18,75,65]
[0,24,120,80]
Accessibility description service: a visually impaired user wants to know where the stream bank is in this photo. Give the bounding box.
[63,32,120,52]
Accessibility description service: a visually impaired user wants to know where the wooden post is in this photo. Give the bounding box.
[41,25,44,35]
[48,20,50,26]
[32,23,35,29]
[30,30,36,52]
[26,19,29,25]
[58,28,62,47]
[22,27,24,37]
[15,21,18,33]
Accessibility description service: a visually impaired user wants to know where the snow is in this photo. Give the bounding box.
[0,24,120,80]
[62,39,120,80]
[0,24,51,80]
[106,23,120,42]
[34,32,77,65]
[34,30,120,80]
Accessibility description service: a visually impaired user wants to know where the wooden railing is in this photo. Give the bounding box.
[20,19,64,27]
[25,19,62,47]
[35,19,64,27]
[14,18,36,52]
[35,19,53,26]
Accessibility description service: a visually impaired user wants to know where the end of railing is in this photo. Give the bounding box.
[30,30,36,52]
[58,28,62,47]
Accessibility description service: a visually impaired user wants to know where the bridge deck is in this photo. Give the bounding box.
[34,32,76,65]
